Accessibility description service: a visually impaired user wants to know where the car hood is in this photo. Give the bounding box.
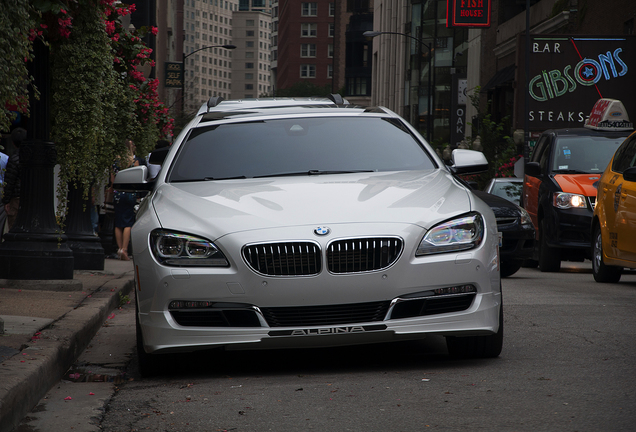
[472,190,520,218]
[150,170,472,238]
[553,173,602,197]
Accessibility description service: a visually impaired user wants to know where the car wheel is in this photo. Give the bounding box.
[538,219,561,272]
[500,260,522,277]
[592,225,622,283]
[446,300,503,358]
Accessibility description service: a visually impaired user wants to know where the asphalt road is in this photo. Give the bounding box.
[18,262,636,431]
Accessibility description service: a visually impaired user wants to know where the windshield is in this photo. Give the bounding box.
[168,117,436,181]
[552,135,626,173]
[490,181,522,205]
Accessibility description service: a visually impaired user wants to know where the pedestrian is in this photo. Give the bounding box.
[112,139,140,260]
[0,141,9,235]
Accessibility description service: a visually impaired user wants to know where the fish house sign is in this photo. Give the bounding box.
[447,0,491,28]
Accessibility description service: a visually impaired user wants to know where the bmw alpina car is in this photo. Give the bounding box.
[114,96,503,375]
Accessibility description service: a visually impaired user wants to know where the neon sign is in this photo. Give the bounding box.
[529,48,628,102]
[514,35,636,132]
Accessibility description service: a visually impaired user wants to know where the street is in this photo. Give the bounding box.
[18,262,636,431]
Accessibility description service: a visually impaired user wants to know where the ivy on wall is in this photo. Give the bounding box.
[1,0,173,212]
[51,4,117,194]
[0,0,36,132]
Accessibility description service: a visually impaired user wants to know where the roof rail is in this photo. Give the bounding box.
[328,94,347,105]
[207,96,224,109]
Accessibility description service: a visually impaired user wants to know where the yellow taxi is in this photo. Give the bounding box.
[592,128,636,282]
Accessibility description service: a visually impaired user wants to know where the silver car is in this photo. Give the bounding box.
[115,96,503,375]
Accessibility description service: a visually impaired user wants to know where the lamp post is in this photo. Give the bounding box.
[364,30,433,143]
[181,44,236,113]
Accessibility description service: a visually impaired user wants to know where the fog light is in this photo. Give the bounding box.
[169,300,212,309]
[434,284,476,295]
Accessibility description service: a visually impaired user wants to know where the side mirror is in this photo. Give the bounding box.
[624,166,636,182]
[450,149,488,175]
[525,162,541,177]
[113,165,153,193]
[149,146,170,165]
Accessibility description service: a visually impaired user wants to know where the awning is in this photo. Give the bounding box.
[481,65,516,92]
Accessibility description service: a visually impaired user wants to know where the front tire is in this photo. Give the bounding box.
[539,219,561,272]
[592,225,622,283]
[446,301,503,358]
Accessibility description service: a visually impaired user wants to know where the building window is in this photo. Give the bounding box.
[246,51,254,58]
[301,2,318,16]
[246,19,255,26]
[246,62,254,69]
[301,23,317,37]
[245,73,254,79]
[327,64,333,78]
[328,44,334,58]
[245,84,254,90]
[329,2,335,16]
[246,41,254,47]
[300,64,316,78]
[300,43,316,57]
[328,23,335,37]
[246,30,254,37]
[347,77,368,96]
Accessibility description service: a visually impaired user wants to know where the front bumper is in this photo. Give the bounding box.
[499,227,535,262]
[545,207,593,250]
[133,221,501,354]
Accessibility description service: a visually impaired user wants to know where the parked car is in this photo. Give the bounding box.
[522,99,633,272]
[591,129,636,283]
[114,96,503,376]
[484,177,523,205]
[473,190,535,277]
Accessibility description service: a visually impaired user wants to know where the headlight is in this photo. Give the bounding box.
[150,230,229,267]
[553,192,587,209]
[416,213,484,256]
[516,205,534,227]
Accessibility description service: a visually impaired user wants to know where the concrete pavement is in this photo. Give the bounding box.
[0,257,135,432]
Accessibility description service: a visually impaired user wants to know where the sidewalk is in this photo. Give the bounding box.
[0,257,135,432]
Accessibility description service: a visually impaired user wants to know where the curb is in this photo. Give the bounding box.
[0,275,135,432]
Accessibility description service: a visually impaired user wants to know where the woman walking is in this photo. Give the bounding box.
[113,140,139,260]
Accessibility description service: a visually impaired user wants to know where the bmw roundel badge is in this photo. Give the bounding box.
[314,226,331,236]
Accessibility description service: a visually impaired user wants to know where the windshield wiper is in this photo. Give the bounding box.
[171,176,247,182]
[254,170,373,178]
[204,176,248,180]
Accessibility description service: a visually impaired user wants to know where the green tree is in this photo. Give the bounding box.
[465,87,518,189]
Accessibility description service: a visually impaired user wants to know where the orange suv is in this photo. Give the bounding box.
[522,99,634,272]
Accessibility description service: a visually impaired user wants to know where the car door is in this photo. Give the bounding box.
[523,135,550,231]
[612,136,636,263]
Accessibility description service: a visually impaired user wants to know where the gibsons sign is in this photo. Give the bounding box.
[515,35,636,132]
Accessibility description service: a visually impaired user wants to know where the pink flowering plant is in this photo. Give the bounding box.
[13,0,175,211]
[495,154,523,178]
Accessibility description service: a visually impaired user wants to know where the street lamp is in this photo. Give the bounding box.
[364,30,433,143]
[181,44,236,113]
